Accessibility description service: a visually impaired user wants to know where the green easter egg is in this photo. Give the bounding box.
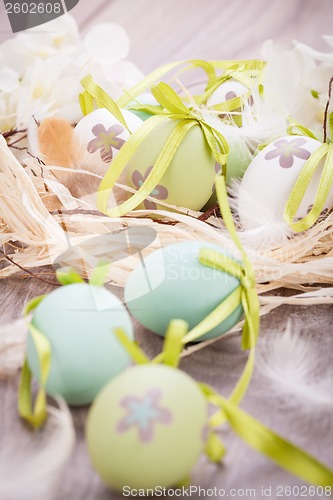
[201,138,252,211]
[127,93,162,121]
[86,364,207,490]
[26,283,133,405]
[129,109,155,121]
[125,241,243,341]
[226,137,252,181]
[126,118,216,211]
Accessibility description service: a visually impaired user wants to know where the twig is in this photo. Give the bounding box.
[198,203,221,221]
[2,128,27,139]
[323,76,333,143]
[0,247,60,286]
[7,135,27,147]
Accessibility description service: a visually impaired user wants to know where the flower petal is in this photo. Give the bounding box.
[87,138,99,153]
[84,23,130,65]
[280,154,294,168]
[155,185,168,200]
[265,149,280,161]
[132,170,144,188]
[92,124,106,137]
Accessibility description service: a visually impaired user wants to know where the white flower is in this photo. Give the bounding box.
[0,15,143,131]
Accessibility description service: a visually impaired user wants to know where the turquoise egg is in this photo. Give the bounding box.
[127,93,162,121]
[26,283,134,405]
[124,241,243,341]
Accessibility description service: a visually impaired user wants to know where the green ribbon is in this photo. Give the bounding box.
[113,323,333,485]
[114,320,225,463]
[286,121,319,141]
[18,266,111,428]
[79,77,230,217]
[284,114,333,232]
[79,58,265,217]
[18,294,50,428]
[80,75,131,132]
[150,176,258,415]
[200,384,333,487]
[284,142,333,232]
[115,58,264,110]
[185,176,259,423]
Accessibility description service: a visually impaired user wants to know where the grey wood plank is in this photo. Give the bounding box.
[1,1,333,498]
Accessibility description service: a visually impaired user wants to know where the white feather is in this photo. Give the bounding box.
[257,321,333,406]
[0,319,26,378]
[0,398,75,500]
[228,179,294,250]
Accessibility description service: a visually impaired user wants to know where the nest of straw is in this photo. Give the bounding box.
[1,132,333,320]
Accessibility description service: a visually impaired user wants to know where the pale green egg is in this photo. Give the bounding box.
[202,138,252,211]
[26,283,133,405]
[126,118,216,211]
[124,241,243,341]
[86,364,207,490]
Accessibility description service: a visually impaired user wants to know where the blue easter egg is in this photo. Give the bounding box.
[26,283,133,405]
[125,241,243,341]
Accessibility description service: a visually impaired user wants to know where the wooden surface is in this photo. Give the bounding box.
[1,1,333,499]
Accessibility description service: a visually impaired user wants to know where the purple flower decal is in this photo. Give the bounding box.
[117,388,172,443]
[265,138,311,169]
[225,90,237,101]
[132,166,169,209]
[87,124,125,163]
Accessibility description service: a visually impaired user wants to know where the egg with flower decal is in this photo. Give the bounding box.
[26,283,134,405]
[86,364,207,490]
[207,79,252,109]
[74,108,143,172]
[238,136,333,240]
[125,118,216,211]
[124,241,243,341]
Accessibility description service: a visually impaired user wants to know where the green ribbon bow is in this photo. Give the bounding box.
[149,176,259,421]
[80,76,230,217]
[114,319,333,487]
[284,115,333,232]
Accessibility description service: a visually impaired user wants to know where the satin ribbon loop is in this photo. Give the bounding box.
[284,143,333,232]
[56,267,85,286]
[196,175,259,425]
[286,122,319,140]
[18,295,51,428]
[205,431,226,463]
[113,328,150,365]
[80,75,131,132]
[162,319,188,368]
[199,383,333,487]
[79,75,230,216]
[89,261,111,287]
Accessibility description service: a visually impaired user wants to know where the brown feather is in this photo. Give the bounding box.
[38,118,75,169]
[37,117,121,203]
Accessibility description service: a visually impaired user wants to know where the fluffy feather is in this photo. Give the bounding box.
[257,321,333,406]
[36,117,122,203]
[38,118,75,169]
[0,399,75,500]
[228,178,294,250]
[0,319,26,378]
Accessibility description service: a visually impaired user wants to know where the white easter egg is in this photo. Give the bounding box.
[207,80,249,107]
[238,136,332,236]
[74,108,142,172]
